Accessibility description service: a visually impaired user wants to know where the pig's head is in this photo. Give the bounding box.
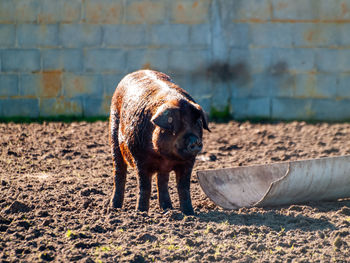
[151,100,210,161]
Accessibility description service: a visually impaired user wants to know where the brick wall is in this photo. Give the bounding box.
[1,0,350,120]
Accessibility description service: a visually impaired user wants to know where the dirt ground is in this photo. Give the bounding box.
[1,120,350,262]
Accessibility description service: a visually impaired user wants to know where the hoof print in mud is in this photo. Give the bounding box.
[5,201,32,214]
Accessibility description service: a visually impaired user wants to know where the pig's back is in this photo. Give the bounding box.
[112,70,194,116]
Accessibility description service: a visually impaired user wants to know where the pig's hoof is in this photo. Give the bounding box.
[136,207,149,213]
[160,203,173,211]
[136,205,149,212]
[182,208,195,216]
[110,199,123,209]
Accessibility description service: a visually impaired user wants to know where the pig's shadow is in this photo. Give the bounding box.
[196,203,342,232]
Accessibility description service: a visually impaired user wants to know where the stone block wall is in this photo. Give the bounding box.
[0,0,350,120]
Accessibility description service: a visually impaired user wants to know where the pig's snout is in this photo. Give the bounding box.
[186,134,203,155]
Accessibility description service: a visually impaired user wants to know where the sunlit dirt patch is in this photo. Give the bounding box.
[1,121,350,262]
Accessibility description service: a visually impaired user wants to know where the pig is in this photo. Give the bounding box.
[109,69,210,215]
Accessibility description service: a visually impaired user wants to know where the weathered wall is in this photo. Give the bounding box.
[1,0,350,120]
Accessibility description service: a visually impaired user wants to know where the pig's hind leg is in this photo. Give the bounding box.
[156,172,173,211]
[110,115,127,209]
[111,148,127,208]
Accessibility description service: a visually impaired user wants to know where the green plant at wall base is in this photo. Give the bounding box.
[0,116,109,124]
[210,105,232,122]
[66,229,76,239]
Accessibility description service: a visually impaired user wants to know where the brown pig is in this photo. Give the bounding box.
[109,69,210,215]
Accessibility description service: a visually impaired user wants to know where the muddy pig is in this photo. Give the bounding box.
[109,70,210,215]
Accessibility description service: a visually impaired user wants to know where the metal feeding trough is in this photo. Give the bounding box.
[197,155,350,209]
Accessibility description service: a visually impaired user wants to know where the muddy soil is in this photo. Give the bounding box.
[1,120,350,262]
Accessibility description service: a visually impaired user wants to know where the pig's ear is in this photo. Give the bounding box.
[191,103,211,132]
[151,105,181,132]
[201,110,211,132]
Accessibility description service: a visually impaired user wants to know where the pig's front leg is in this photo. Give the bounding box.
[175,163,195,215]
[136,169,152,212]
[156,172,173,211]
